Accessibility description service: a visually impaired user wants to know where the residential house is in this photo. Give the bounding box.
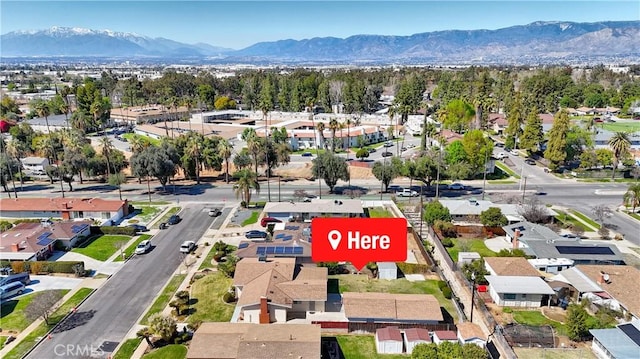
[503,222,560,246]
[263,199,364,222]
[539,113,556,133]
[111,105,191,125]
[377,262,398,280]
[232,258,327,324]
[20,157,50,174]
[528,258,575,274]
[0,197,128,225]
[404,328,431,353]
[575,107,597,116]
[342,292,444,325]
[484,257,541,277]
[186,322,321,359]
[439,199,527,224]
[26,114,73,133]
[375,326,403,354]
[433,129,464,147]
[589,319,640,359]
[485,275,555,307]
[432,330,458,344]
[235,240,312,262]
[489,113,507,134]
[595,129,640,150]
[457,322,487,348]
[0,220,92,261]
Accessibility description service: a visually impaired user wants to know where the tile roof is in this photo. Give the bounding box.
[457,322,486,341]
[377,326,403,341]
[0,197,126,212]
[187,323,321,359]
[576,265,640,318]
[484,257,541,277]
[342,292,443,322]
[404,328,431,342]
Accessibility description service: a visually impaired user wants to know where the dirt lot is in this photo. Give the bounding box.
[274,163,373,180]
[514,347,595,359]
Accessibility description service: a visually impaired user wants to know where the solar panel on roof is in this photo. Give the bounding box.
[275,247,285,254]
[266,247,275,254]
[282,236,292,241]
[71,224,88,234]
[37,238,54,246]
[619,323,640,346]
[256,247,266,255]
[293,247,304,254]
[275,233,285,238]
[284,247,294,254]
[238,243,249,249]
[556,246,614,255]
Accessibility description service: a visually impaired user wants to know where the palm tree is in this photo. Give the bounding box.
[316,122,326,151]
[183,96,195,132]
[623,183,640,213]
[345,117,353,157]
[185,137,202,184]
[218,140,233,183]
[34,100,52,134]
[99,136,114,177]
[329,118,340,153]
[129,135,147,154]
[609,132,631,179]
[246,132,262,175]
[234,169,260,206]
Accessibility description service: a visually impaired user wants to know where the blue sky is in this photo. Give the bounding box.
[1,1,638,49]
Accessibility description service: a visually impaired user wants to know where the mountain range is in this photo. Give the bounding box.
[2,21,639,64]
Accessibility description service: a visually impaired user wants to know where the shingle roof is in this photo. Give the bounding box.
[0,220,92,257]
[457,322,486,341]
[485,276,555,295]
[433,330,458,340]
[342,292,443,322]
[524,240,623,262]
[376,327,402,341]
[484,257,541,277]
[503,222,559,241]
[576,265,640,318]
[0,197,126,212]
[264,199,364,214]
[404,328,431,342]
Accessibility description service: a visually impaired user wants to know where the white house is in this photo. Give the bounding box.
[485,275,555,307]
[377,262,398,280]
[20,157,50,173]
[528,258,575,274]
[439,199,526,224]
[457,322,486,348]
[404,328,431,354]
[458,252,481,267]
[375,327,403,354]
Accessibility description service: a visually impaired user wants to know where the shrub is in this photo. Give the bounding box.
[0,220,13,231]
[397,263,430,275]
[11,260,84,274]
[223,291,236,303]
[503,307,513,313]
[598,226,610,240]
[434,220,457,238]
[213,252,225,262]
[204,242,210,246]
[94,225,137,236]
[441,237,454,248]
[441,287,452,299]
[437,280,448,290]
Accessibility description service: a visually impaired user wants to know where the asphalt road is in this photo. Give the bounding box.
[26,204,212,359]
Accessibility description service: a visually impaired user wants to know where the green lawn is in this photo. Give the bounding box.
[446,238,497,262]
[188,272,234,325]
[115,234,153,262]
[0,291,41,332]
[122,133,162,146]
[488,180,518,184]
[569,209,601,229]
[512,310,567,336]
[199,243,217,270]
[0,336,7,349]
[331,275,457,322]
[140,274,186,325]
[142,344,187,359]
[72,235,132,261]
[368,207,394,218]
[153,207,182,228]
[131,205,164,224]
[600,122,640,133]
[112,338,142,359]
[241,211,260,226]
[130,201,170,206]
[3,288,93,359]
[626,211,640,221]
[555,211,590,232]
[495,161,521,179]
[335,335,406,359]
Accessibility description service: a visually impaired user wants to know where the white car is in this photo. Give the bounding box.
[495,152,508,160]
[397,189,419,197]
[448,183,465,190]
[509,149,519,156]
[180,241,196,254]
[135,240,151,255]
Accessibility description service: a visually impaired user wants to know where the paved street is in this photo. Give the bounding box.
[25,204,212,359]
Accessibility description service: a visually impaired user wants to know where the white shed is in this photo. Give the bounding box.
[377,262,398,280]
[457,322,486,348]
[404,328,431,354]
[432,330,458,344]
[375,327,403,354]
[486,275,555,307]
[458,252,481,267]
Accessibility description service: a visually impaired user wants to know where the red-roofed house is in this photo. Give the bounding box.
[0,220,92,261]
[375,326,403,354]
[489,113,508,134]
[0,198,128,225]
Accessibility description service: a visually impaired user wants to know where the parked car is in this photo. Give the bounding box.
[261,217,282,227]
[245,230,268,239]
[525,158,536,165]
[367,147,377,153]
[0,272,31,287]
[301,152,313,157]
[495,152,508,160]
[495,142,505,148]
[448,183,465,190]
[302,195,318,202]
[167,214,181,225]
[397,189,419,197]
[179,241,196,254]
[128,224,148,233]
[509,149,520,156]
[381,151,393,157]
[561,233,581,239]
[0,282,25,300]
[135,240,152,255]
[208,208,221,217]
[383,141,393,147]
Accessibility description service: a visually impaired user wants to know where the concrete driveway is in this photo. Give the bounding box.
[18,275,83,297]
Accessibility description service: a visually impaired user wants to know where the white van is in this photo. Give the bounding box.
[0,282,25,300]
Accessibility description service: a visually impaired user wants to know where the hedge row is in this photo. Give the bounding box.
[1,260,85,275]
[397,262,431,275]
[91,226,137,236]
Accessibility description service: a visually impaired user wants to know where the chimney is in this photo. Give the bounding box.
[11,243,20,252]
[512,229,520,249]
[259,296,270,324]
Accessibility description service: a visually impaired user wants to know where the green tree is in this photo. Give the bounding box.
[566,304,589,341]
[233,169,260,206]
[442,99,475,133]
[609,132,631,179]
[505,92,525,149]
[520,107,543,154]
[461,259,490,285]
[423,200,451,225]
[411,343,438,359]
[544,109,570,171]
[372,158,401,192]
[462,130,493,176]
[623,183,640,212]
[480,207,508,227]
[148,313,177,342]
[214,96,237,110]
[311,152,349,193]
[444,140,467,165]
[355,148,369,161]
[461,343,489,359]
[108,172,127,200]
[595,148,613,168]
[218,139,233,183]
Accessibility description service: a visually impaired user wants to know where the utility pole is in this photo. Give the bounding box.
[435,148,442,199]
[482,150,489,200]
[265,124,271,202]
[522,176,528,203]
[470,272,477,323]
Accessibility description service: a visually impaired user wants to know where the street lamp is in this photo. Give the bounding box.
[522,176,528,203]
[470,272,477,323]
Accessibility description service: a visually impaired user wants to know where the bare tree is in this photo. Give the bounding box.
[329,80,344,112]
[518,197,549,223]
[592,205,612,225]
[115,240,128,260]
[598,226,610,240]
[571,225,585,238]
[25,290,64,325]
[293,189,309,202]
